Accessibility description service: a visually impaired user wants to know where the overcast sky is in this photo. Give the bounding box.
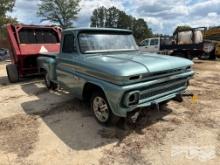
[8,0,220,34]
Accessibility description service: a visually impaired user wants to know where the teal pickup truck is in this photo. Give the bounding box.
[38,28,194,124]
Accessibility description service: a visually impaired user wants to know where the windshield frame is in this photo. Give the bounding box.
[78,31,138,54]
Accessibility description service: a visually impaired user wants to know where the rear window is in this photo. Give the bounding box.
[19,28,59,44]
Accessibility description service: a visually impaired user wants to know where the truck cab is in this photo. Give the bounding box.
[139,37,160,53]
[38,28,194,125]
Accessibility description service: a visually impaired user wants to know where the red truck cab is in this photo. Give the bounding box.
[6,24,61,82]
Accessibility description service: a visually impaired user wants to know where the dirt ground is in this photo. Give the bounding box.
[0,59,219,165]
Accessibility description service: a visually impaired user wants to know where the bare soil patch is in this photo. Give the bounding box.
[0,114,40,158]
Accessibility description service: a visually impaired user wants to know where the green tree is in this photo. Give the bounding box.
[117,12,132,29]
[173,25,192,35]
[0,0,17,39]
[90,6,153,41]
[91,6,107,27]
[106,7,120,28]
[0,0,16,27]
[37,0,81,28]
[132,18,153,42]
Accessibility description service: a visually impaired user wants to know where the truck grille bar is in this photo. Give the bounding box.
[139,78,187,100]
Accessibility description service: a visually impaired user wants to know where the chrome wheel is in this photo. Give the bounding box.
[92,96,110,123]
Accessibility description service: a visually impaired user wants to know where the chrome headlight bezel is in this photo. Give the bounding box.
[123,91,140,107]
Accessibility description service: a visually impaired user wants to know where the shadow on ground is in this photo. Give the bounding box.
[0,73,44,88]
[20,82,172,151]
[0,76,9,86]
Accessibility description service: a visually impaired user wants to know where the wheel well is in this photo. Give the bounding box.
[82,83,104,101]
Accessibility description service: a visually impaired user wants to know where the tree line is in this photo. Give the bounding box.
[0,0,153,42]
[0,0,202,42]
[90,6,153,42]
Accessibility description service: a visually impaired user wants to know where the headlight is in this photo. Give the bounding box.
[123,91,140,107]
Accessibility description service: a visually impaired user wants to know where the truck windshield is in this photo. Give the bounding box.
[79,32,138,53]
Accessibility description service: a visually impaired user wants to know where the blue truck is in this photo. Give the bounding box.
[37,28,194,124]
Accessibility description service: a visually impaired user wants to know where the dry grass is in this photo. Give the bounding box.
[99,122,175,165]
[169,117,182,125]
[0,114,40,157]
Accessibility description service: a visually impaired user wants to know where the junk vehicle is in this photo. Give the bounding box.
[6,24,61,83]
[38,28,194,124]
[139,27,215,60]
[204,27,220,59]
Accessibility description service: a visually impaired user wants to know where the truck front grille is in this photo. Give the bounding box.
[142,68,185,81]
[139,79,187,100]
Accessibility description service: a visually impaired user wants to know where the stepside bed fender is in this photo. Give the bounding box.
[37,56,57,81]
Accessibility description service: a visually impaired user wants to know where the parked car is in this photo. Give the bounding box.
[37,28,194,124]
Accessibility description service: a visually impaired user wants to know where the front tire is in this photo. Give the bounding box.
[90,92,119,125]
[44,72,57,90]
[6,64,19,83]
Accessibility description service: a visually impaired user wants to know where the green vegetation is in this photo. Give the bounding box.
[0,0,17,27]
[173,25,192,35]
[0,0,17,39]
[90,6,153,42]
[37,0,81,28]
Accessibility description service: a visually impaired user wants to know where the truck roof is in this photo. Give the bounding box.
[64,27,132,33]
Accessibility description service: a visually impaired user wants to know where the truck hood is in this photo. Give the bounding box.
[84,51,193,77]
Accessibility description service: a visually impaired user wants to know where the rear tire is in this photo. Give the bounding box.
[44,72,57,90]
[90,91,120,125]
[6,64,19,83]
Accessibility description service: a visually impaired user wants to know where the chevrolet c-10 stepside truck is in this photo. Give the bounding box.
[37,28,194,124]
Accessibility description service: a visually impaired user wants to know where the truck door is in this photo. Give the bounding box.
[139,39,150,52]
[148,38,160,53]
[56,33,81,96]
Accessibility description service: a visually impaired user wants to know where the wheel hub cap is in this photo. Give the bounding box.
[93,97,109,122]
